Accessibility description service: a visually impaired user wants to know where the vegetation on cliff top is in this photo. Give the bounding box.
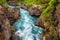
[40,0,58,40]
[0,0,6,4]
[0,0,59,40]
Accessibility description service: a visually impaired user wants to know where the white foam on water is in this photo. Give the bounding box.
[7,5,43,40]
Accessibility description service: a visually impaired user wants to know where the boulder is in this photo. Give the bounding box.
[0,5,19,40]
[6,8,20,25]
[10,32,20,40]
[35,18,44,28]
[0,15,11,40]
[20,2,28,10]
[28,7,41,16]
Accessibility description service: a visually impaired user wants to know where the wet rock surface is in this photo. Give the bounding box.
[10,32,20,40]
[20,2,42,16]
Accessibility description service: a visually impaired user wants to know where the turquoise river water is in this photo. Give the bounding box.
[7,5,42,40]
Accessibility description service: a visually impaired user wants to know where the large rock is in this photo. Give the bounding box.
[55,3,60,38]
[35,18,44,28]
[6,8,20,25]
[28,6,42,16]
[20,2,42,16]
[20,2,28,10]
[0,5,8,15]
[10,32,20,40]
[0,5,11,40]
[43,35,52,40]
[0,5,19,40]
[0,15,11,40]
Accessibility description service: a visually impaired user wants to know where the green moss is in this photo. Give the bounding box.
[39,0,58,40]
[18,0,41,6]
[0,0,6,5]
[24,0,41,6]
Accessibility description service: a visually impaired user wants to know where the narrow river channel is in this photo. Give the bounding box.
[7,5,42,40]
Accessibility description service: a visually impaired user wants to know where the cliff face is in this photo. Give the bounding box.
[0,5,19,40]
[55,3,60,38]
[19,1,60,40]
[0,6,11,40]
[0,15,11,40]
[0,0,60,40]
[6,8,20,25]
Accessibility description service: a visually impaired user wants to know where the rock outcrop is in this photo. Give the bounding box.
[20,2,42,16]
[0,5,20,40]
[55,3,60,38]
[0,5,11,40]
[6,8,20,25]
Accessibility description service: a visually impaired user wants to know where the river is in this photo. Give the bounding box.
[7,5,42,40]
